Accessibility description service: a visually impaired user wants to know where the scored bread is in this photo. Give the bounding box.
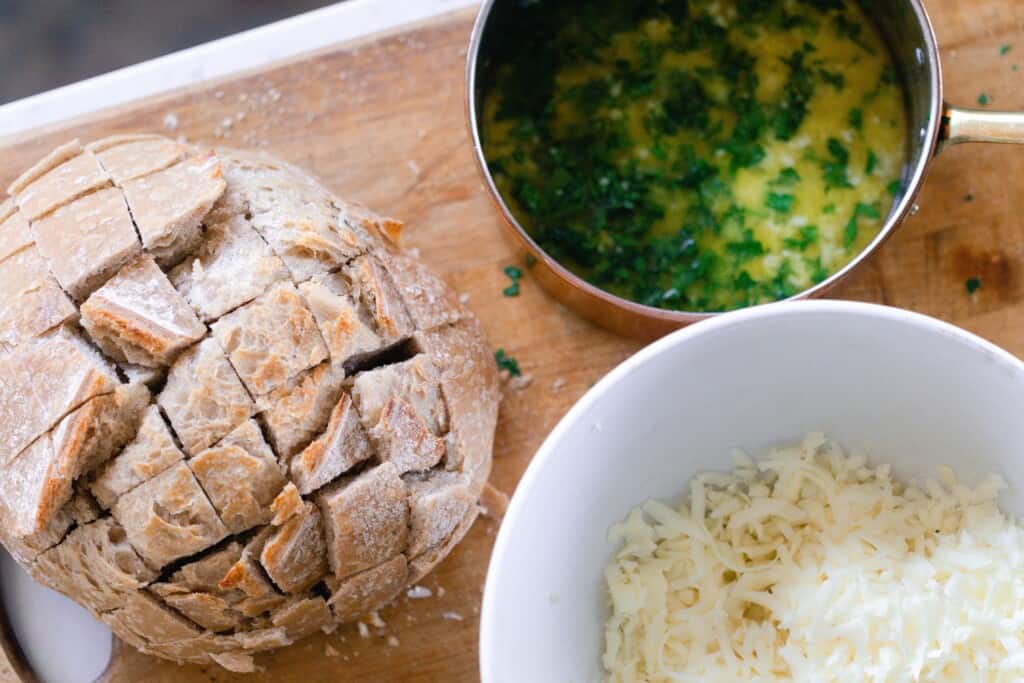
[0,134,499,671]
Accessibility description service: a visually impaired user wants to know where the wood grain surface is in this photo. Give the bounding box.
[2,1,1024,680]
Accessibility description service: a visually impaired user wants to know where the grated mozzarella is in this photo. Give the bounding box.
[603,433,1024,682]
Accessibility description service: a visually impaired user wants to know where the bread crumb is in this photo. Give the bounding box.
[481,483,510,520]
[367,610,387,629]
[406,247,421,258]
[458,293,471,305]
[162,112,179,131]
[552,377,566,391]
[437,586,446,598]
[325,643,339,657]
[357,622,370,638]
[508,373,533,391]
[442,611,463,621]
[407,585,433,599]
[387,635,400,647]
[407,160,421,176]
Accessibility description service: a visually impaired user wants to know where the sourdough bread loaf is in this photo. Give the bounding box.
[0,135,499,672]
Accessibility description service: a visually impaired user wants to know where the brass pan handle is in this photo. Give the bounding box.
[939,103,1024,151]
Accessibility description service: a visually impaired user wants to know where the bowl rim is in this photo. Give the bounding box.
[478,299,1024,681]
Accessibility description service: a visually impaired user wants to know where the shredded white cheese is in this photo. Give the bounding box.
[603,433,1024,682]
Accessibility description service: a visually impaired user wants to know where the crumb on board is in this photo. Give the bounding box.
[325,643,339,657]
[442,611,464,621]
[481,482,510,521]
[458,292,471,305]
[407,585,433,599]
[387,635,401,647]
[552,377,567,391]
[368,611,387,629]
[357,622,370,638]
[162,112,179,131]
[508,373,533,391]
[407,160,421,176]
[437,586,446,598]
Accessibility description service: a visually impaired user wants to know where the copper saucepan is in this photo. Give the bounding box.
[465,0,1024,341]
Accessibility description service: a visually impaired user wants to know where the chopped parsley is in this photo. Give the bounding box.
[887,179,902,196]
[818,68,845,90]
[1001,44,1013,56]
[865,149,878,174]
[965,192,974,202]
[494,349,521,376]
[772,167,801,186]
[848,107,863,130]
[822,138,853,190]
[978,93,991,106]
[726,229,766,261]
[524,253,538,268]
[503,265,523,296]
[766,192,795,213]
[774,43,817,140]
[966,277,982,294]
[784,224,819,250]
[844,201,881,247]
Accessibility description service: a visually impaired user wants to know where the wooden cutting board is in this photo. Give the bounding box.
[2,1,1024,680]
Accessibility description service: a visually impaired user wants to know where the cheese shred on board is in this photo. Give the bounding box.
[603,433,1024,682]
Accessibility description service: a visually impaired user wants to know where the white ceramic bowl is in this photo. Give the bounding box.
[479,300,1024,683]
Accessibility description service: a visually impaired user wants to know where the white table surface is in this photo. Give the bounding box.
[0,2,476,681]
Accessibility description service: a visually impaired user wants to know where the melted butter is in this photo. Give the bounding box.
[482,0,907,311]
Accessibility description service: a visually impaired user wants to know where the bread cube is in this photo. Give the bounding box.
[0,326,121,466]
[405,471,474,558]
[33,518,157,614]
[158,337,255,455]
[81,254,206,367]
[328,554,408,623]
[31,186,141,299]
[91,404,184,509]
[0,200,33,264]
[315,463,408,579]
[298,273,383,364]
[259,501,327,593]
[211,281,328,396]
[112,462,228,569]
[169,213,289,322]
[256,361,344,459]
[351,355,448,435]
[289,392,372,495]
[8,141,111,220]
[189,420,286,533]
[88,134,186,183]
[0,244,76,349]
[122,154,226,267]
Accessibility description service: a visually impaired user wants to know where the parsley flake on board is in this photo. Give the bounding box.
[494,349,521,376]
[966,277,982,294]
[978,93,991,106]
[503,265,523,296]
[1001,44,1013,56]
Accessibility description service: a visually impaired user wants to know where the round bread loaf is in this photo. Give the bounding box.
[0,135,499,671]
